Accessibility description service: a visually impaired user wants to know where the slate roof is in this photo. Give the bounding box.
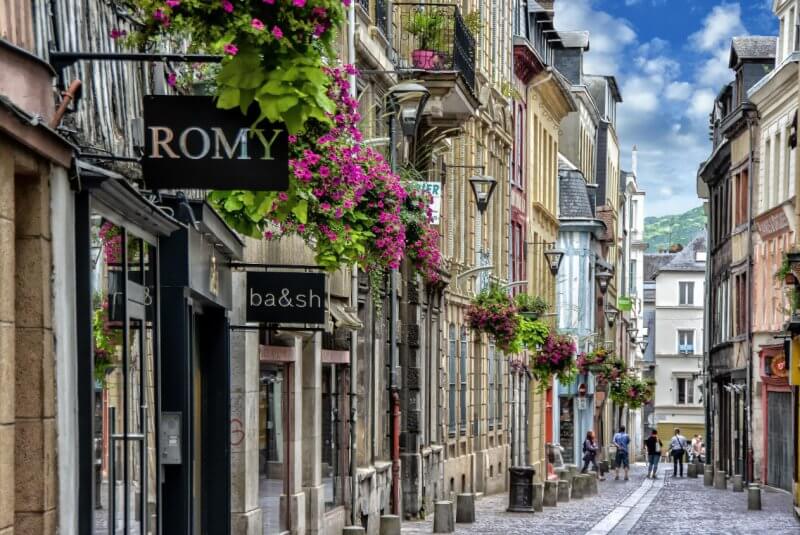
[558,31,590,50]
[729,36,777,67]
[559,169,593,218]
[657,232,707,273]
[644,253,674,281]
[529,0,554,12]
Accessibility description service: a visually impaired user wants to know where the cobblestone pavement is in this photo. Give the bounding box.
[400,464,800,534]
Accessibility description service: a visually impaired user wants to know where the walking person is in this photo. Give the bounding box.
[612,425,631,481]
[582,430,602,479]
[644,429,662,479]
[670,428,688,477]
[692,435,704,464]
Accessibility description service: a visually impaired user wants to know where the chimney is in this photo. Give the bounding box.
[631,144,638,176]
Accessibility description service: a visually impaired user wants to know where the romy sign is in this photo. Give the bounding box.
[246,271,326,325]
[142,95,288,190]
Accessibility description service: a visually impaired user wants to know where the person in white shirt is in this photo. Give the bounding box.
[670,428,688,477]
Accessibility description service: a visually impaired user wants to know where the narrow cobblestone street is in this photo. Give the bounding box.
[401,465,800,535]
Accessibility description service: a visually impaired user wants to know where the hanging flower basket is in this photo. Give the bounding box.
[466,283,519,353]
[401,184,443,283]
[576,346,615,376]
[609,372,654,409]
[530,334,577,391]
[514,294,549,321]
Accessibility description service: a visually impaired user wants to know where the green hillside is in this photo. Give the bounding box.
[644,205,706,253]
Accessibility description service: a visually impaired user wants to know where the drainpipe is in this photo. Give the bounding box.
[50,80,82,128]
[745,110,757,483]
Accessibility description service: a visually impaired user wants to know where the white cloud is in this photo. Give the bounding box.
[665,81,693,101]
[689,3,746,51]
[688,89,717,121]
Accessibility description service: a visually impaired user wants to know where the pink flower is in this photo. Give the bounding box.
[221,0,233,12]
[153,8,166,20]
[312,6,327,17]
[251,18,265,30]
[293,0,306,6]
[278,192,289,201]
[263,0,274,3]
[342,0,351,5]
[223,43,239,55]
[167,72,177,87]
[109,28,127,39]
[313,24,326,37]
[272,26,283,39]
[166,0,180,6]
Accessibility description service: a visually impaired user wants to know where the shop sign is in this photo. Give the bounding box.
[322,349,350,364]
[246,271,326,324]
[142,95,288,190]
[259,345,296,363]
[411,181,442,224]
[618,296,632,311]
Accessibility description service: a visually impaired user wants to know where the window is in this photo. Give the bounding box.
[734,169,748,227]
[629,259,637,296]
[678,330,695,354]
[448,324,457,436]
[514,104,525,187]
[495,347,502,426]
[679,281,694,305]
[488,343,495,429]
[734,273,748,335]
[676,377,695,405]
[460,326,468,434]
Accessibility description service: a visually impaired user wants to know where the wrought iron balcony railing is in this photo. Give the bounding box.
[391,3,476,92]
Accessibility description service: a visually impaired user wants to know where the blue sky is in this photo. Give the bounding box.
[553,0,778,216]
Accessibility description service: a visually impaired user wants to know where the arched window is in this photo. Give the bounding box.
[448,324,457,436]
[460,326,468,434]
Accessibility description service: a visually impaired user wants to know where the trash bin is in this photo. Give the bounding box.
[507,466,536,513]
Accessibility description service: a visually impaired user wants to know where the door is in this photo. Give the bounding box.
[768,391,792,491]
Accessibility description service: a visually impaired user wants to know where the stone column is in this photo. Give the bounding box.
[302,333,325,534]
[283,335,306,533]
[230,270,262,534]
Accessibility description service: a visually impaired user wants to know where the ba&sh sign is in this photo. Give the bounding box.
[142,95,288,190]
[246,271,326,324]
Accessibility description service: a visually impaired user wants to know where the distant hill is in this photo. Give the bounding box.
[644,205,706,253]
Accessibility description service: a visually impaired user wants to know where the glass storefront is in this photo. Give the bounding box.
[260,363,288,535]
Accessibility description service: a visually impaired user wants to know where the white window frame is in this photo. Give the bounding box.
[674,376,695,405]
[679,281,695,306]
[677,329,695,354]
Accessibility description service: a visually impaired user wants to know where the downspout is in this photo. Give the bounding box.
[347,1,359,525]
[745,110,756,483]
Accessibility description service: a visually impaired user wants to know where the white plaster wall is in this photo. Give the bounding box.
[51,166,78,535]
[653,355,704,408]
[654,271,705,308]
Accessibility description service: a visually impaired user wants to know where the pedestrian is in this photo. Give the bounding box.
[670,428,688,477]
[612,425,631,481]
[644,429,662,479]
[689,435,699,463]
[692,435,704,464]
[581,430,601,476]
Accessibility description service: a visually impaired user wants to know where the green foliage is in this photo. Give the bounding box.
[463,11,481,37]
[509,317,549,354]
[473,282,512,307]
[644,205,706,253]
[514,293,549,317]
[92,303,120,386]
[407,10,447,51]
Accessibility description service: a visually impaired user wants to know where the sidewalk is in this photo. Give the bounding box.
[400,463,800,534]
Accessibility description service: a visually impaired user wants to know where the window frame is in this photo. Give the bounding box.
[678,329,695,354]
[679,281,695,306]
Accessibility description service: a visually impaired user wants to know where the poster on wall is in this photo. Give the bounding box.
[411,181,442,224]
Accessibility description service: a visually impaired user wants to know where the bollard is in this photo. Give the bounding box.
[704,465,714,486]
[572,475,584,500]
[433,501,455,533]
[555,468,570,481]
[343,527,366,534]
[748,484,762,510]
[588,473,599,496]
[566,464,579,481]
[507,467,535,513]
[577,474,595,497]
[543,480,558,507]
[714,470,727,490]
[687,463,697,478]
[557,480,570,502]
[732,475,744,492]
[380,515,401,535]
[532,483,544,512]
[456,494,475,523]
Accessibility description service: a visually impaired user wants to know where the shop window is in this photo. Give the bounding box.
[679,281,694,305]
[448,324,457,437]
[260,363,288,534]
[460,326,468,434]
[488,343,495,429]
[322,363,346,511]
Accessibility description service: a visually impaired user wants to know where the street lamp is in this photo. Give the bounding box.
[604,308,618,327]
[387,81,430,137]
[468,174,498,213]
[543,248,565,276]
[638,340,648,353]
[627,327,639,341]
[596,269,613,295]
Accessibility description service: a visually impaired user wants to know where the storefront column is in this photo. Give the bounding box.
[302,333,325,534]
[283,334,306,533]
[230,271,263,534]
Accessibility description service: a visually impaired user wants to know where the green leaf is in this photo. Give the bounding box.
[239,89,255,115]
[291,199,308,224]
[217,87,240,110]
[223,196,243,211]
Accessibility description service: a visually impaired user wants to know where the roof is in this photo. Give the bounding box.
[729,36,777,68]
[529,0,554,12]
[657,232,707,273]
[558,31,590,50]
[559,169,593,218]
[644,253,675,281]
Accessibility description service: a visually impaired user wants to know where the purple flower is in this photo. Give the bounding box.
[293,0,306,6]
[272,26,283,39]
[223,43,238,55]
[167,72,177,87]
[109,28,127,39]
[166,0,180,6]
[221,0,233,12]
[251,18,265,30]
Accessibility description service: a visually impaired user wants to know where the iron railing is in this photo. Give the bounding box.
[391,3,476,91]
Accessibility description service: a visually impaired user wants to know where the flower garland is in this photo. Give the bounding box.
[530,333,577,391]
[610,373,654,409]
[466,283,519,353]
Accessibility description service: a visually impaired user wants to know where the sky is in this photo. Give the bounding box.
[552,0,778,217]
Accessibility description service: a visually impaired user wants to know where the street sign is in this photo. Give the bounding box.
[142,95,288,190]
[618,296,632,311]
[246,271,326,324]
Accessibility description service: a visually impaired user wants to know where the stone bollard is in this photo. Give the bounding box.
[687,463,697,478]
[555,468,570,482]
[704,465,714,486]
[532,483,544,512]
[566,464,579,481]
[343,527,366,534]
[748,484,762,510]
[714,470,727,490]
[732,475,744,492]
[588,473,599,496]
[572,475,584,500]
[543,481,558,507]
[456,494,475,523]
[433,501,455,533]
[557,480,570,502]
[380,515,401,535]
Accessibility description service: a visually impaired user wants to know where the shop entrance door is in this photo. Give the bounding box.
[260,363,290,535]
[768,391,792,491]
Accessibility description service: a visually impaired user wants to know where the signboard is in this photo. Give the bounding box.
[142,95,288,190]
[618,296,632,311]
[411,181,442,224]
[246,271,326,324]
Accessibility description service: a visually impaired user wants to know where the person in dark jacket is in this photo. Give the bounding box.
[644,429,663,479]
[581,430,601,476]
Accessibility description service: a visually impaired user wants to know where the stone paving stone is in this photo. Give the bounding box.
[401,465,649,535]
[631,471,800,535]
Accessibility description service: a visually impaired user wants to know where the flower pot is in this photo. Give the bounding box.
[412,49,438,69]
[519,311,541,320]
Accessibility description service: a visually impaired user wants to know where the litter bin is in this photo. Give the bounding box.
[507,466,535,513]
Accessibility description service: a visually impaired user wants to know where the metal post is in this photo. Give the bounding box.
[109,407,116,535]
[388,95,401,517]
